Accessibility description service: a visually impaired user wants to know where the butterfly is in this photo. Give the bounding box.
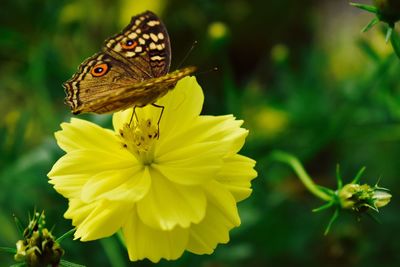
[63,11,196,115]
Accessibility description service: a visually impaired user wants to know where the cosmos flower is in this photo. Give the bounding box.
[48,77,257,262]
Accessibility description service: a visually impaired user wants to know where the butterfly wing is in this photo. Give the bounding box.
[63,10,194,115]
[104,10,171,79]
[70,66,196,114]
[63,52,138,113]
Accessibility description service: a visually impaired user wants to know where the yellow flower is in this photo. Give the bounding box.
[48,77,257,262]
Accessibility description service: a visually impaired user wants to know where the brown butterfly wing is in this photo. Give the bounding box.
[63,52,139,114]
[63,11,194,115]
[104,10,171,78]
[71,66,196,114]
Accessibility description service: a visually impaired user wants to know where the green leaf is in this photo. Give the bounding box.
[336,164,343,189]
[362,17,380,32]
[324,208,340,235]
[0,246,17,254]
[390,29,400,59]
[350,3,378,14]
[13,215,24,236]
[385,27,393,43]
[312,201,335,213]
[351,166,366,184]
[59,260,86,267]
[56,228,75,243]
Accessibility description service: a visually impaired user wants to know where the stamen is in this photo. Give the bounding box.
[119,118,158,164]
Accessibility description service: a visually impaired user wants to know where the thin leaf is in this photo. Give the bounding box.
[56,228,75,243]
[324,208,340,235]
[336,164,343,189]
[390,29,400,59]
[351,166,366,184]
[362,17,379,32]
[13,215,24,236]
[10,263,26,267]
[0,246,17,254]
[312,201,335,213]
[59,260,86,267]
[350,3,378,14]
[385,27,393,43]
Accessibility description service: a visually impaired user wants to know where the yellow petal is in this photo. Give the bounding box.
[112,108,133,132]
[112,76,203,139]
[65,198,95,226]
[81,166,150,203]
[137,169,206,230]
[48,149,137,198]
[56,118,120,153]
[67,199,131,241]
[155,115,230,153]
[156,115,248,165]
[48,174,90,199]
[156,76,204,140]
[123,208,189,263]
[153,141,227,185]
[217,154,257,201]
[187,181,240,254]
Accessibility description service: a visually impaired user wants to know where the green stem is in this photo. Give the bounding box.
[271,151,332,201]
[390,27,400,59]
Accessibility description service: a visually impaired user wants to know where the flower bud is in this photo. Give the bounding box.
[14,211,64,267]
[373,187,392,208]
[338,183,391,212]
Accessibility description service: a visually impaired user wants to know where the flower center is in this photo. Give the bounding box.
[119,118,158,165]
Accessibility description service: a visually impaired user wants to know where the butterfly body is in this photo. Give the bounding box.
[63,11,195,115]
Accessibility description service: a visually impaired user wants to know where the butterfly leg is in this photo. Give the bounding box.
[151,103,164,139]
[128,106,139,126]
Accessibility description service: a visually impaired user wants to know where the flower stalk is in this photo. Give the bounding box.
[270,151,332,201]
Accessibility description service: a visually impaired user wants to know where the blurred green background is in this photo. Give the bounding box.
[1,0,399,266]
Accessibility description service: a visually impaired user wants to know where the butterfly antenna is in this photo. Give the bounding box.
[176,40,198,69]
[196,66,219,76]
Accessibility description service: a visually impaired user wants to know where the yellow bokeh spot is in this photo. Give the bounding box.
[208,22,229,39]
[119,0,166,28]
[245,106,289,139]
[271,44,289,63]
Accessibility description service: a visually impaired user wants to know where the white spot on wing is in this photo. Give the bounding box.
[114,43,122,52]
[157,33,164,40]
[128,32,138,39]
[149,42,157,50]
[147,20,160,26]
[143,34,150,39]
[150,33,158,42]
[135,46,142,53]
[126,51,136,57]
[151,55,164,61]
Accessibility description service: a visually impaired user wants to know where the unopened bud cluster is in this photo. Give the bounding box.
[338,183,391,212]
[14,211,64,267]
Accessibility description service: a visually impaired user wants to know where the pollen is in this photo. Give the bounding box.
[119,118,158,164]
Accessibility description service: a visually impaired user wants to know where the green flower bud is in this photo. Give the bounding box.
[14,211,64,267]
[338,183,391,212]
[373,187,392,208]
